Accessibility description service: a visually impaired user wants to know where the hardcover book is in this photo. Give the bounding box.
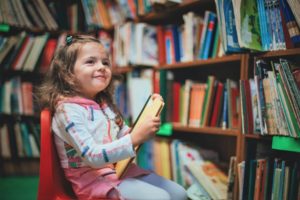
[115,94,165,178]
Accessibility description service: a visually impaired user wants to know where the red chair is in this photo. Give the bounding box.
[37,109,76,200]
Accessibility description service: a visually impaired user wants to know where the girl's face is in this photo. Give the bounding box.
[73,42,112,99]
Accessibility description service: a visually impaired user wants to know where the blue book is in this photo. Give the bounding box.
[177,27,184,62]
[171,25,181,62]
[20,123,33,157]
[223,0,243,53]
[248,160,257,200]
[274,0,286,49]
[257,0,270,50]
[265,0,275,50]
[279,160,286,200]
[165,34,172,64]
[201,12,217,59]
[222,89,228,129]
[197,11,210,59]
[279,0,300,45]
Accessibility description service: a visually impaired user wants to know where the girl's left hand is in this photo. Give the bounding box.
[152,93,164,102]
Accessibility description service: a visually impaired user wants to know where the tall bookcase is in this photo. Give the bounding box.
[0,0,299,199]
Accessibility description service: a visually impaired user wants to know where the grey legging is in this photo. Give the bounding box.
[108,173,187,200]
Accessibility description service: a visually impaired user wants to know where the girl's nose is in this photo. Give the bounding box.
[96,62,105,71]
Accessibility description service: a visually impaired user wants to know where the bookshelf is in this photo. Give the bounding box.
[238,49,300,199]
[0,0,299,199]
[172,124,239,136]
[0,0,97,176]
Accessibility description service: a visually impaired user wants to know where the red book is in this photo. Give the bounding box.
[152,70,160,94]
[172,82,181,123]
[244,80,254,133]
[39,38,57,73]
[21,82,33,115]
[210,82,224,127]
[293,69,300,90]
[189,83,206,127]
[231,87,239,129]
[164,27,175,64]
[157,25,166,65]
[11,36,30,70]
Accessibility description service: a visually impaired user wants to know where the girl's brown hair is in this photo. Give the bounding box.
[36,34,122,122]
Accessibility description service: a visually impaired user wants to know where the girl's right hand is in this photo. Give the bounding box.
[130,115,161,146]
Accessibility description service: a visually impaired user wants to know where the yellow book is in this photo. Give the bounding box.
[115,94,165,178]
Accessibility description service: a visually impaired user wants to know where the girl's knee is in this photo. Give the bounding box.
[174,186,187,200]
[169,182,187,200]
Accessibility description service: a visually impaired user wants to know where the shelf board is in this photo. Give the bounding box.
[0,69,42,77]
[2,157,40,162]
[255,48,300,58]
[172,123,238,137]
[112,66,133,74]
[244,134,272,140]
[0,23,113,34]
[159,54,243,70]
[0,113,40,121]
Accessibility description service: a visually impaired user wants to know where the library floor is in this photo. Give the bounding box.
[0,176,38,200]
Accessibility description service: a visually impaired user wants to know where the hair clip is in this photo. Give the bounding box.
[66,35,73,46]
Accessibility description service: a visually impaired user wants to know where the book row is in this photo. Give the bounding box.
[137,138,229,200]
[238,157,300,200]
[81,0,184,29]
[0,0,183,32]
[0,31,112,73]
[114,69,240,129]
[240,58,300,137]
[161,73,240,129]
[113,9,227,67]
[216,0,300,52]
[0,0,58,31]
[0,77,34,115]
[0,120,40,159]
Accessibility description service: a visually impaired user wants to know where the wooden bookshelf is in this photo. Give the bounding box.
[1,0,299,199]
[244,134,272,140]
[159,54,243,70]
[255,47,300,58]
[1,158,40,176]
[172,123,238,137]
[0,69,43,78]
[0,113,40,122]
[112,66,133,74]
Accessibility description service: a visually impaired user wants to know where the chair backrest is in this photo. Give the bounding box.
[37,109,75,200]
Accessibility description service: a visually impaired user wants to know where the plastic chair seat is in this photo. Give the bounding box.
[37,109,76,200]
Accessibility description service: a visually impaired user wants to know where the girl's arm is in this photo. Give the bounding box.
[52,103,136,168]
[117,123,131,138]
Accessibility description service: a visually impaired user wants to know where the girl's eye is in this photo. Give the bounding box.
[102,60,110,66]
[86,60,95,64]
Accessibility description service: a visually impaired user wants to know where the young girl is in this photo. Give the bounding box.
[38,34,187,200]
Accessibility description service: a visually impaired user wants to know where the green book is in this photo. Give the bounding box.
[277,75,300,137]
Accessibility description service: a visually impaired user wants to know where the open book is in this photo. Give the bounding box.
[115,94,165,178]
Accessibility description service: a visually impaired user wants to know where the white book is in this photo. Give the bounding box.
[29,134,40,158]
[23,34,49,71]
[135,23,158,66]
[14,123,25,157]
[14,36,34,70]
[182,12,194,62]
[3,81,12,114]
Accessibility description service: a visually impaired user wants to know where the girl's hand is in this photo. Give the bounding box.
[130,115,161,147]
[151,93,163,102]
